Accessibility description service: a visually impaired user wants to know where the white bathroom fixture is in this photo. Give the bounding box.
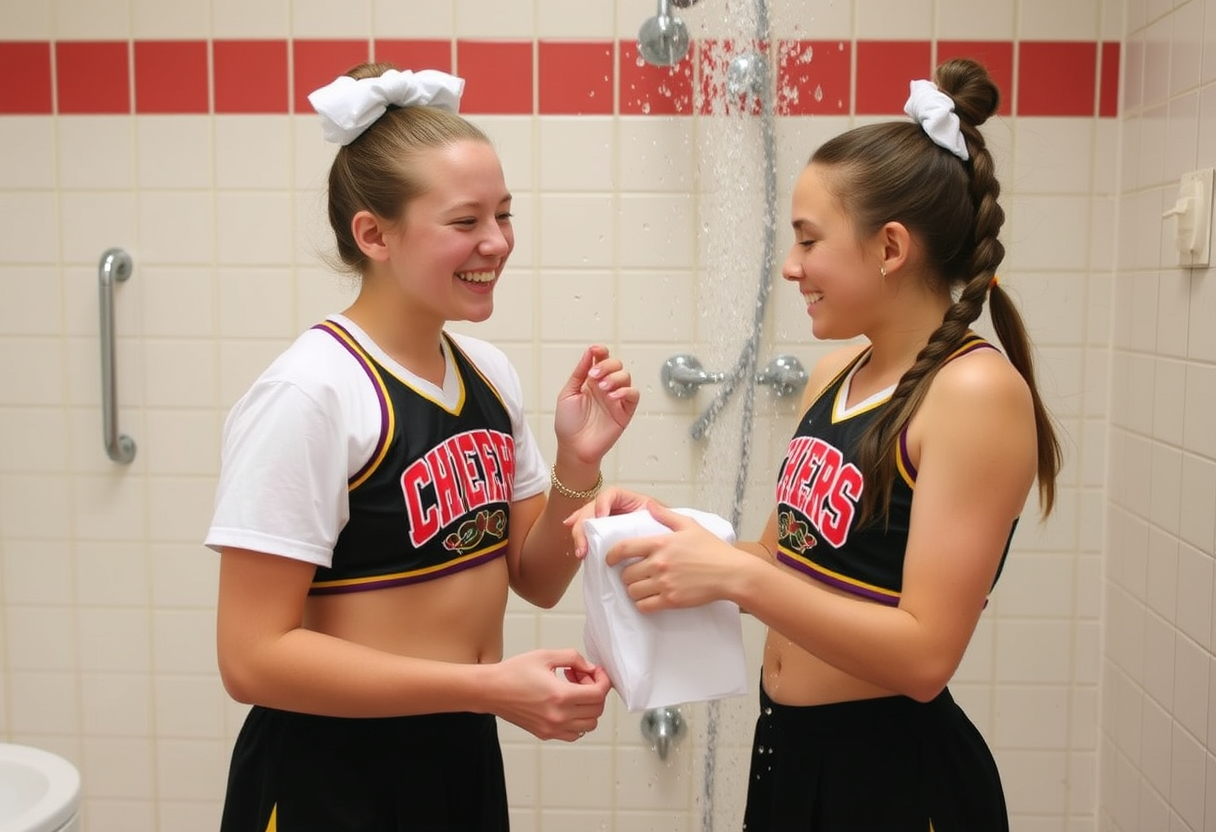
[1162,167,1214,268]
[0,744,81,832]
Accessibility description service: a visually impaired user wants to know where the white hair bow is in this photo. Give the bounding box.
[308,69,465,146]
[904,79,969,161]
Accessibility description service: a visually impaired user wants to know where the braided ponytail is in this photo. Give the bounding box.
[811,58,1060,526]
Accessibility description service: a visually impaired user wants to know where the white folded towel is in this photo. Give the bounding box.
[581,508,750,712]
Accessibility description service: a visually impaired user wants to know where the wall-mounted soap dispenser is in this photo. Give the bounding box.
[1162,167,1214,268]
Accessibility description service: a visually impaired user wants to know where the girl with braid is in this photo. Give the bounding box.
[569,58,1060,831]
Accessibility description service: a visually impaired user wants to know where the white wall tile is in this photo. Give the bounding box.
[131,0,209,38]
[537,194,616,268]
[146,477,216,544]
[1169,721,1207,830]
[1142,608,1176,706]
[217,268,295,338]
[994,685,1071,748]
[155,738,228,800]
[1165,92,1201,184]
[136,117,214,190]
[998,749,1068,814]
[1183,361,1216,458]
[81,673,153,735]
[0,118,56,188]
[1146,525,1180,621]
[454,0,535,38]
[538,118,615,191]
[1014,119,1098,196]
[5,606,78,670]
[0,475,70,540]
[370,0,451,37]
[1170,0,1205,95]
[214,191,294,265]
[78,608,151,673]
[75,541,150,607]
[855,0,933,38]
[83,800,157,832]
[157,800,224,832]
[51,0,130,39]
[154,676,227,739]
[214,117,293,190]
[770,0,856,39]
[1176,542,1215,647]
[616,193,696,269]
[2,541,72,605]
[138,192,216,265]
[535,0,615,38]
[0,193,60,264]
[0,3,53,37]
[59,191,137,265]
[937,0,1015,38]
[1139,696,1173,795]
[1008,196,1094,271]
[1148,443,1182,533]
[1172,632,1209,742]
[538,270,617,343]
[1018,0,1101,39]
[8,673,80,735]
[1204,0,1216,85]
[292,0,370,37]
[0,407,69,474]
[212,0,289,37]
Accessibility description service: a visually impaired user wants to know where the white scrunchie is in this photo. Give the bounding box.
[308,69,465,146]
[904,79,969,161]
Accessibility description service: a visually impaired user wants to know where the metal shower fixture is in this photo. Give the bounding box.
[637,0,691,66]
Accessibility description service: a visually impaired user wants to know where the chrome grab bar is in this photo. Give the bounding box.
[99,248,136,464]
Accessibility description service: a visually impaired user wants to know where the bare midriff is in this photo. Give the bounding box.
[301,556,510,665]
[761,567,900,707]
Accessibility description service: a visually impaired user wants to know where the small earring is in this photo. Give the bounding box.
[880,265,887,279]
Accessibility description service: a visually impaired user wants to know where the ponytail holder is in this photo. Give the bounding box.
[989,274,1000,290]
[308,69,465,146]
[904,79,969,162]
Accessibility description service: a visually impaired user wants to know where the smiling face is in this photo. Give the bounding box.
[781,163,887,341]
[379,139,515,328]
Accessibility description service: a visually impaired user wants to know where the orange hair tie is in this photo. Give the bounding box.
[989,274,1000,289]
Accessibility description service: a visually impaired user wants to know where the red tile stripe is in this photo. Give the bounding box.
[0,38,1119,118]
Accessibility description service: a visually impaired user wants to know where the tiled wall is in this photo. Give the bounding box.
[0,0,1208,830]
[1101,0,1216,830]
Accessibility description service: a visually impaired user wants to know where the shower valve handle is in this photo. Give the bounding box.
[755,354,808,398]
[661,354,726,398]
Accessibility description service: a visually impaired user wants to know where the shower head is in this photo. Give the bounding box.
[638,0,690,67]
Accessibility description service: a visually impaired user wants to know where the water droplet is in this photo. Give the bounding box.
[814,85,824,102]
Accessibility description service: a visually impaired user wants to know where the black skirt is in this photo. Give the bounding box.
[742,682,1009,832]
[220,705,509,832]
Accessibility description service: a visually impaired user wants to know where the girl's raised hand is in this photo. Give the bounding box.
[553,346,639,465]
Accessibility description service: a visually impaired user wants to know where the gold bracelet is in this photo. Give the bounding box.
[550,464,603,501]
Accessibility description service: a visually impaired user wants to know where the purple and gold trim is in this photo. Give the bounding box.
[308,539,508,595]
[777,548,901,607]
[312,320,393,490]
